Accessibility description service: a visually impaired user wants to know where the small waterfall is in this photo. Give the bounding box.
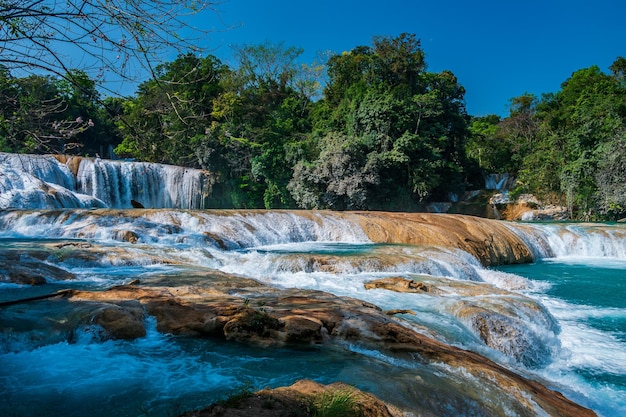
[509,223,626,260]
[484,173,515,190]
[0,153,75,189]
[0,153,214,209]
[452,296,561,367]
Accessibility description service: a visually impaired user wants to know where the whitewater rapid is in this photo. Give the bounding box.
[0,209,624,416]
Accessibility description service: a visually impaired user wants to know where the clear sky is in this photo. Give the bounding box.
[193,0,626,117]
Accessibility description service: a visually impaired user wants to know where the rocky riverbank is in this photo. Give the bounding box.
[40,271,591,417]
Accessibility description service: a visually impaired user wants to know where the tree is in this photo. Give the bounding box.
[509,60,626,218]
[0,68,102,153]
[467,115,503,171]
[290,34,471,210]
[0,1,220,95]
[204,42,315,208]
[609,56,626,84]
[115,53,227,166]
[288,132,379,210]
[595,132,626,219]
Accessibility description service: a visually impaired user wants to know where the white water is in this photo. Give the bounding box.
[484,173,515,190]
[0,153,213,209]
[0,210,625,416]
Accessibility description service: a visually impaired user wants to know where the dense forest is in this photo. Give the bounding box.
[1,34,625,219]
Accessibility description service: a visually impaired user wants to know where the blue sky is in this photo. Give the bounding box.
[192,0,625,117]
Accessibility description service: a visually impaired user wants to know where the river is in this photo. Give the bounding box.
[0,209,624,416]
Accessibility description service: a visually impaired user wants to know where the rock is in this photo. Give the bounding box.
[520,205,569,221]
[179,379,403,417]
[90,301,146,340]
[364,276,430,293]
[348,211,534,265]
[223,307,284,346]
[6,270,48,285]
[279,315,325,344]
[114,229,139,243]
[203,232,228,249]
[384,309,416,316]
[63,274,595,417]
[0,250,76,285]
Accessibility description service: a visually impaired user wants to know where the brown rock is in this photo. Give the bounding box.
[90,302,146,340]
[180,379,403,417]
[279,315,325,344]
[0,250,76,285]
[114,229,139,243]
[346,211,534,266]
[65,278,596,417]
[364,276,429,292]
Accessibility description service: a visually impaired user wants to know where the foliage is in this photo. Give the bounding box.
[595,132,626,219]
[291,33,471,210]
[0,67,120,155]
[3,23,626,219]
[0,0,218,95]
[310,389,362,417]
[114,53,227,166]
[198,41,316,208]
[511,62,626,218]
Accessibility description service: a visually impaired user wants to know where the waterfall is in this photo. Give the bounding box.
[484,173,515,190]
[0,208,626,415]
[508,222,626,260]
[0,153,214,209]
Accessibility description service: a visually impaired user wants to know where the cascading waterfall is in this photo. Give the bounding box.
[507,222,626,259]
[484,173,515,190]
[1,163,625,415]
[0,153,213,209]
[74,158,213,209]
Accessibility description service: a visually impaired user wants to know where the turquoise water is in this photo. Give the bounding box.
[499,258,626,416]
[504,258,626,309]
[1,211,626,416]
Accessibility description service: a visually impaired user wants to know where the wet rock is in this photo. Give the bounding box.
[180,379,403,417]
[453,298,559,367]
[384,309,416,316]
[0,251,76,285]
[114,229,139,243]
[349,211,534,266]
[279,315,325,344]
[364,276,430,293]
[90,301,146,340]
[5,270,48,285]
[64,278,595,417]
[203,232,227,249]
[223,307,284,346]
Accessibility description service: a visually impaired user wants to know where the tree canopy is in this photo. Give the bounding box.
[1,22,624,220]
[465,58,626,219]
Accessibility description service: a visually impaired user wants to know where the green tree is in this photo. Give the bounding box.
[115,53,227,166]
[289,132,379,209]
[292,33,470,210]
[512,60,626,218]
[0,68,104,154]
[205,42,316,208]
[466,115,504,172]
[595,132,626,219]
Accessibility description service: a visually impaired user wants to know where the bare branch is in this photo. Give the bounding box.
[0,0,223,95]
